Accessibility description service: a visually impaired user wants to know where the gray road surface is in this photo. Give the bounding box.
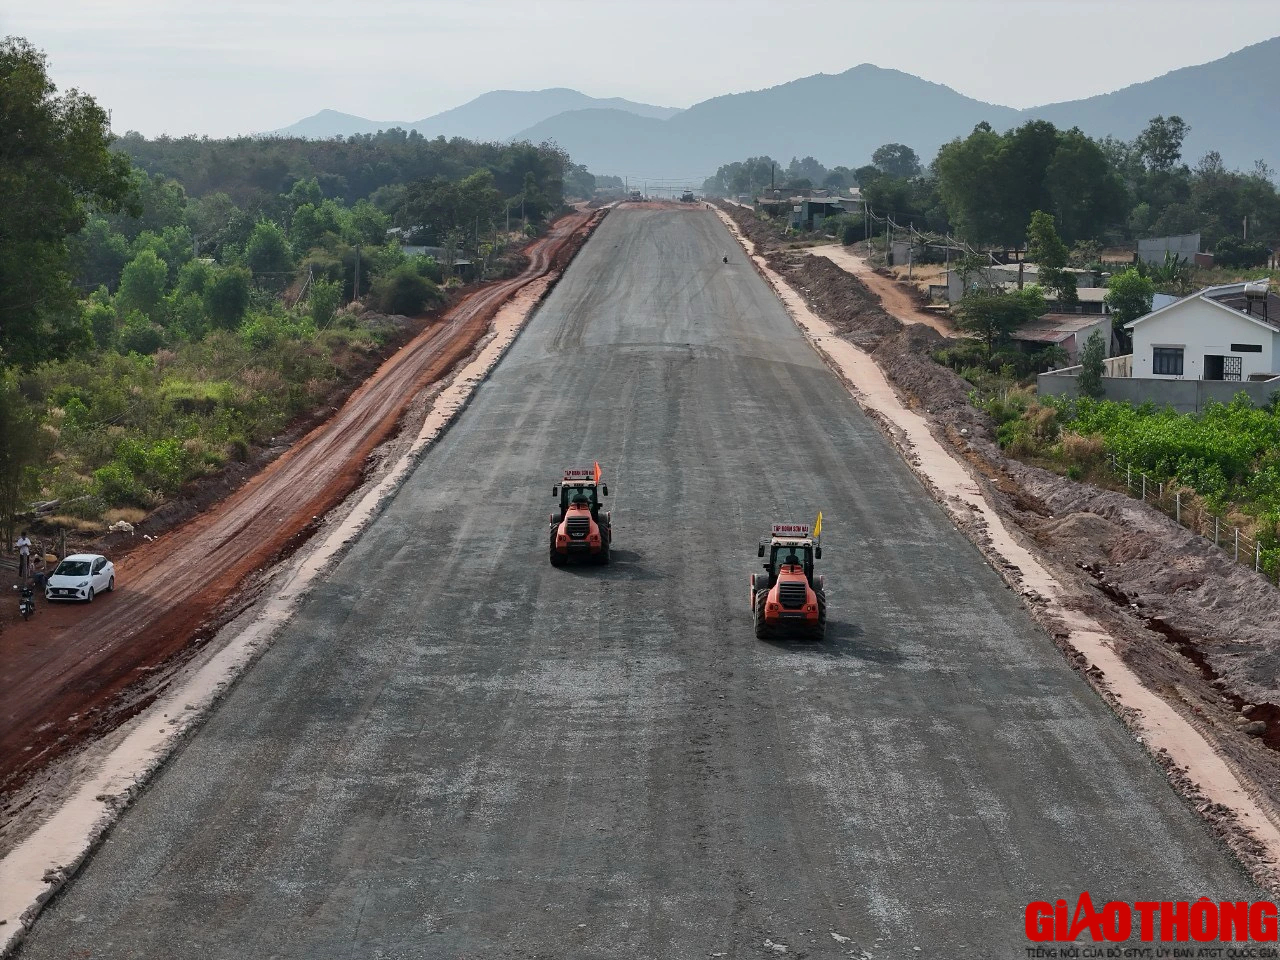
[17,208,1258,959]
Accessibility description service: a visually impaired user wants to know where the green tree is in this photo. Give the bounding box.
[935,123,1006,243]
[204,266,251,330]
[1077,330,1106,399]
[115,249,169,319]
[74,216,132,291]
[871,143,921,179]
[346,200,390,247]
[309,278,343,328]
[787,156,828,183]
[185,191,237,257]
[291,199,345,256]
[996,121,1060,242]
[955,286,1046,359]
[243,221,294,274]
[371,264,443,315]
[287,177,324,211]
[1104,267,1154,353]
[563,163,596,200]
[1135,116,1190,172]
[1026,210,1077,309]
[84,300,117,350]
[0,36,135,367]
[174,258,213,299]
[0,371,48,529]
[1044,129,1129,243]
[118,309,164,354]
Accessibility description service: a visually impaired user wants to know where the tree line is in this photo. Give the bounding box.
[703,117,1280,259]
[0,35,585,530]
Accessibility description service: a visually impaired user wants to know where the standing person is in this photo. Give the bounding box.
[30,553,47,597]
[15,531,31,580]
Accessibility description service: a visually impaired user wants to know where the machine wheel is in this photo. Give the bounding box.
[814,589,828,641]
[107,575,115,592]
[22,605,31,622]
[86,588,95,603]
[753,590,772,640]
[549,532,566,567]
[595,539,610,565]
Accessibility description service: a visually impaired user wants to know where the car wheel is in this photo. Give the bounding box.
[86,588,94,603]
[108,575,115,592]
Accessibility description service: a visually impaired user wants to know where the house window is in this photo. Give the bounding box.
[1152,347,1184,375]
[1230,343,1263,352]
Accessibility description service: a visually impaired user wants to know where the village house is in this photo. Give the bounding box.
[1038,281,1280,412]
[1011,314,1111,365]
[1126,282,1280,382]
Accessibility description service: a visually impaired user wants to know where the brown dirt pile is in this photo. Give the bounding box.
[716,200,790,253]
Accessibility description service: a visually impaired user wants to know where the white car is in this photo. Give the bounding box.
[45,553,115,602]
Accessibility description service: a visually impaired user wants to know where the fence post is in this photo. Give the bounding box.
[1256,541,1262,573]
[1214,516,1220,546]
[1126,464,1131,489]
[1234,527,1240,562]
[1175,491,1181,524]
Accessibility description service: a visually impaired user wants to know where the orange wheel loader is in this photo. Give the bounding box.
[549,466,611,566]
[749,523,826,640]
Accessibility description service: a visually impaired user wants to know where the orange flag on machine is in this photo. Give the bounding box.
[813,511,823,538]
[593,461,602,484]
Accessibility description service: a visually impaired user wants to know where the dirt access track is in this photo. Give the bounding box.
[0,209,602,802]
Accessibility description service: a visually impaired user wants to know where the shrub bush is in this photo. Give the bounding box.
[370,264,444,315]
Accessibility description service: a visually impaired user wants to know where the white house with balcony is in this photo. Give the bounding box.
[1125,282,1280,382]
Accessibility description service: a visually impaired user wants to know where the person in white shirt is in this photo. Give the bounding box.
[15,532,31,580]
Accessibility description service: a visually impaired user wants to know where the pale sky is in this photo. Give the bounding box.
[6,0,1280,138]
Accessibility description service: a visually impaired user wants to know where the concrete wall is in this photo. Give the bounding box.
[1038,371,1280,412]
[1131,297,1279,381]
[1065,318,1111,363]
[1137,233,1200,264]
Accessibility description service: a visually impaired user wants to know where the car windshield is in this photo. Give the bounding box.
[54,560,91,577]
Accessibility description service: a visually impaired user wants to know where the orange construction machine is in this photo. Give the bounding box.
[549,464,611,566]
[749,520,827,640]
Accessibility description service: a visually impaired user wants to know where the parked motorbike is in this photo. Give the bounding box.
[14,583,34,621]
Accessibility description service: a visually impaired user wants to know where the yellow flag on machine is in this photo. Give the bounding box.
[813,511,823,539]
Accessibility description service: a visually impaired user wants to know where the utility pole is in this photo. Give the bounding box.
[352,244,361,305]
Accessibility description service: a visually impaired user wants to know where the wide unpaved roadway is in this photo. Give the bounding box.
[18,208,1257,957]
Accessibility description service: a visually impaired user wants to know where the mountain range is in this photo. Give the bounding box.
[270,88,681,142]
[271,37,1280,177]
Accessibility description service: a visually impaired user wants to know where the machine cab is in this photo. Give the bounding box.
[758,524,821,584]
[552,469,608,521]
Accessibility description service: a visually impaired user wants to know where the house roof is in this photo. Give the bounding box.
[1124,283,1280,332]
[1012,314,1106,344]
[994,282,1107,301]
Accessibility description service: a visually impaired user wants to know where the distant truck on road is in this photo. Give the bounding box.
[629,190,642,201]
[680,190,696,203]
